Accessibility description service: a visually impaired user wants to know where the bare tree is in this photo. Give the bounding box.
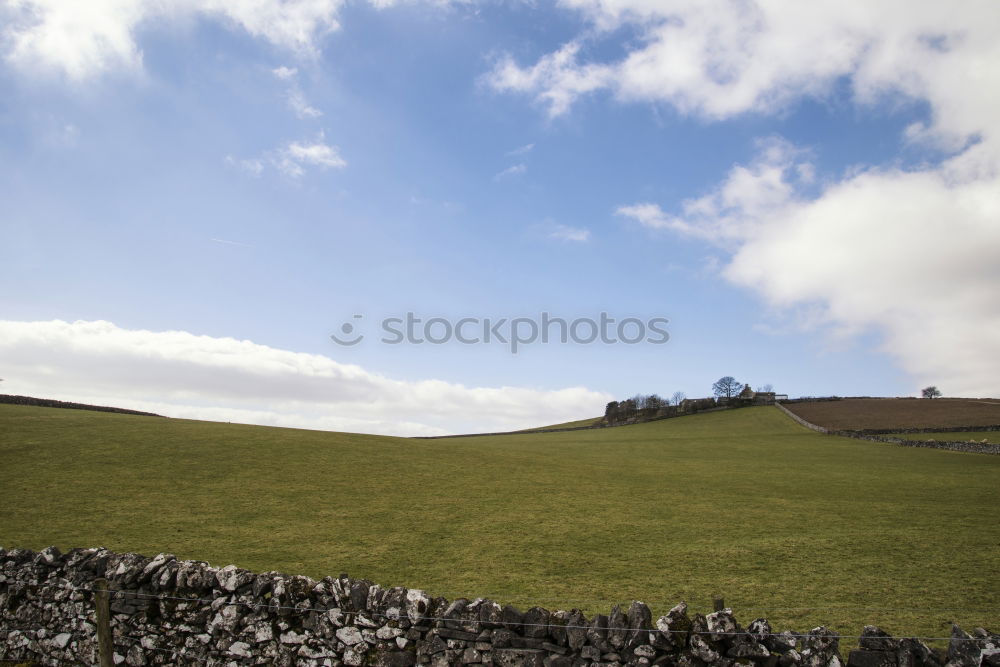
[756,383,774,393]
[921,386,942,399]
[671,391,686,406]
[712,376,741,399]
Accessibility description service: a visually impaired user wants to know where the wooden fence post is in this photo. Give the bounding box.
[713,596,725,612]
[94,577,113,667]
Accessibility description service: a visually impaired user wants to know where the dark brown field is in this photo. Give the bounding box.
[783,397,1000,430]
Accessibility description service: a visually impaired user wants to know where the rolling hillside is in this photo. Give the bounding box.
[1,403,998,641]
[782,397,1000,430]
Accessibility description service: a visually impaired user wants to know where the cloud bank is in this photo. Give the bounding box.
[2,0,469,81]
[1,0,349,80]
[618,136,1000,396]
[490,0,1000,396]
[0,320,611,436]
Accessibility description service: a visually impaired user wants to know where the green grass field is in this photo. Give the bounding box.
[523,416,601,430]
[894,431,1000,444]
[2,403,998,643]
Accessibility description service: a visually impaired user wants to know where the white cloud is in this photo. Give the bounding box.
[2,0,349,80]
[506,142,535,156]
[549,224,590,243]
[625,138,1000,396]
[269,65,324,118]
[489,41,612,117]
[617,137,812,244]
[280,136,346,174]
[230,134,346,178]
[494,163,526,181]
[488,0,1000,135]
[2,0,477,81]
[271,65,298,80]
[0,319,612,436]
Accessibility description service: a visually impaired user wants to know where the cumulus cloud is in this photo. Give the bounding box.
[617,137,813,244]
[0,319,612,436]
[1,0,348,80]
[487,1,1000,131]
[623,137,1000,396]
[1,0,478,81]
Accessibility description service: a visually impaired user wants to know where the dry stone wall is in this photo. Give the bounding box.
[774,403,1000,455]
[0,394,162,417]
[1,546,997,667]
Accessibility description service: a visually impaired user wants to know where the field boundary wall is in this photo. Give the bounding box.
[775,403,1000,455]
[2,546,996,667]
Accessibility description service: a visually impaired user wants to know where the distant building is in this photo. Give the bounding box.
[736,384,781,406]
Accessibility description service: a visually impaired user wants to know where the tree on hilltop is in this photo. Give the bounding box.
[671,391,686,406]
[921,386,942,399]
[712,376,741,399]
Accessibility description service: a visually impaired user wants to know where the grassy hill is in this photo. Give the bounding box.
[521,415,601,430]
[1,403,998,642]
[783,397,1000,430]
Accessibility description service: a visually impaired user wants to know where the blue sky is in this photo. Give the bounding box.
[1,1,997,435]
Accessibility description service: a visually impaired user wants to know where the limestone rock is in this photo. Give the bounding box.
[627,601,653,650]
[858,626,897,652]
[228,640,252,657]
[337,626,365,646]
[565,609,587,651]
[502,605,524,632]
[588,613,611,653]
[608,605,627,649]
[655,602,691,651]
[217,565,254,593]
[706,608,738,644]
[946,625,982,667]
[801,627,841,667]
[407,589,432,625]
[523,607,551,640]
